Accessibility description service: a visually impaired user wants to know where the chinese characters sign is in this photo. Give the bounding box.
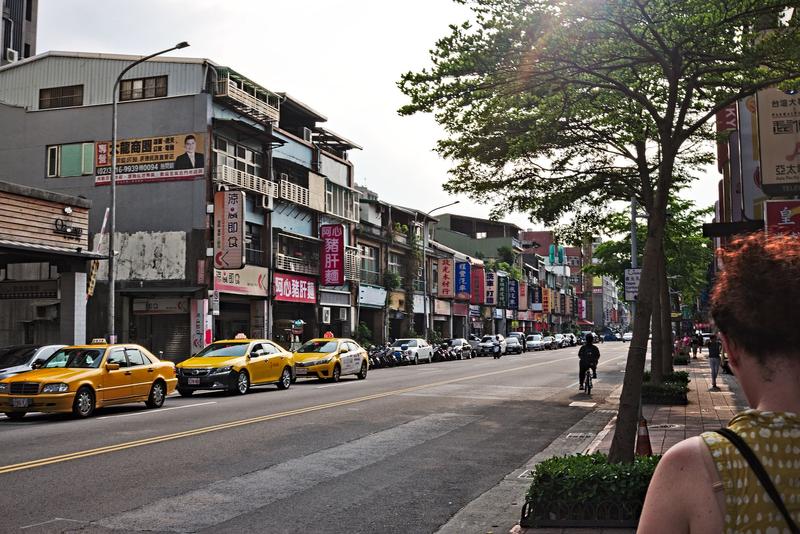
[471,265,485,304]
[213,191,245,270]
[542,288,550,313]
[757,88,800,195]
[455,262,471,300]
[214,265,269,296]
[518,282,528,311]
[190,299,213,353]
[484,271,496,305]
[532,285,543,312]
[764,200,800,236]
[438,258,455,298]
[273,272,317,303]
[94,133,206,186]
[497,275,509,309]
[508,280,519,310]
[320,224,345,286]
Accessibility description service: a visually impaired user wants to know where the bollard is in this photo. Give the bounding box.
[635,417,653,456]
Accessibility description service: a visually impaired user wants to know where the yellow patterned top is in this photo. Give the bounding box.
[701,410,800,534]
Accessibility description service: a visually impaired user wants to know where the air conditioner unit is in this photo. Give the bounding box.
[261,193,274,212]
[5,48,18,63]
[302,127,313,142]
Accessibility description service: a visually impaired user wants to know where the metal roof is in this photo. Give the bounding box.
[0,239,105,259]
[0,50,213,73]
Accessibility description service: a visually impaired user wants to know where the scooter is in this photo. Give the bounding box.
[492,342,502,359]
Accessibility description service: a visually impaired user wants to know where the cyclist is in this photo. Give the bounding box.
[579,333,600,390]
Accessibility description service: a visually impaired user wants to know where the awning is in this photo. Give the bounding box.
[212,118,285,148]
[577,319,594,326]
[119,286,204,295]
[0,238,106,259]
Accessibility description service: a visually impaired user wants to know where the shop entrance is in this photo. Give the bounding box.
[215,300,250,341]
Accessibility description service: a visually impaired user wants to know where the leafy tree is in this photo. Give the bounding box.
[400,0,800,462]
[496,245,516,265]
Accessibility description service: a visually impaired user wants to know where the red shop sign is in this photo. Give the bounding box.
[273,272,317,303]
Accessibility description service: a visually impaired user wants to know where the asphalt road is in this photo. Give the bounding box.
[0,342,631,534]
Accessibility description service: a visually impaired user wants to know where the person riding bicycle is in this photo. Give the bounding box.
[579,333,600,390]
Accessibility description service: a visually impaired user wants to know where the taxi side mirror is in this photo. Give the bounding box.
[31,360,44,369]
[106,363,120,371]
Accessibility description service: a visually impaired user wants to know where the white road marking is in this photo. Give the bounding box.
[584,415,618,454]
[569,401,597,408]
[21,518,84,529]
[97,401,217,419]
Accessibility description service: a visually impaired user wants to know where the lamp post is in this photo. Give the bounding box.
[107,42,189,342]
[419,200,460,341]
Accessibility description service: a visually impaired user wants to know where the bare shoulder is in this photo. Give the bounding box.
[638,436,724,534]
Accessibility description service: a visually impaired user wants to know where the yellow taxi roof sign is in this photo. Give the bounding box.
[90,338,108,345]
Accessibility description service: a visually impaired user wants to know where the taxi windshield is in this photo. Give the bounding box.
[195,342,249,358]
[0,346,36,368]
[297,341,339,353]
[43,348,104,369]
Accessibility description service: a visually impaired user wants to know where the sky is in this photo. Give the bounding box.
[38,0,719,232]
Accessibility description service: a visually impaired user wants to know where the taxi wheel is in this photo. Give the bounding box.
[330,364,341,383]
[356,361,368,380]
[231,371,250,395]
[72,387,95,418]
[145,380,166,408]
[4,412,25,421]
[277,367,292,390]
[177,388,194,397]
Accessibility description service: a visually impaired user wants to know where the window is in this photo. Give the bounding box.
[359,244,379,285]
[476,232,487,239]
[26,0,33,21]
[325,181,360,222]
[107,349,128,368]
[214,137,263,176]
[24,43,30,58]
[39,85,84,109]
[125,349,147,367]
[120,76,167,101]
[245,223,266,266]
[46,143,94,178]
[389,252,402,276]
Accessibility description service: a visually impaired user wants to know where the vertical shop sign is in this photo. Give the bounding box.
[190,299,212,354]
[484,271,496,305]
[438,258,455,298]
[320,224,345,286]
[213,191,245,270]
[471,265,485,304]
[518,282,528,311]
[455,261,471,300]
[508,279,519,310]
[497,275,509,308]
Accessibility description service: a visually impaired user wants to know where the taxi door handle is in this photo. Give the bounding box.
[147,368,154,372]
[124,371,132,375]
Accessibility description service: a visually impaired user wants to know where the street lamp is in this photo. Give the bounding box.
[107,41,189,342]
[419,200,460,341]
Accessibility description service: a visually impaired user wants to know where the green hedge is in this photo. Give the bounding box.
[523,453,660,526]
[641,381,689,405]
[643,370,689,385]
[673,355,690,365]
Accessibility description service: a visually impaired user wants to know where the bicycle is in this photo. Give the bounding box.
[584,368,593,395]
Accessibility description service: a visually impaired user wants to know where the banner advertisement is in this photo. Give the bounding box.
[757,88,800,195]
[471,265,485,304]
[508,279,519,310]
[273,272,317,303]
[532,285,543,312]
[95,132,206,186]
[469,304,480,317]
[438,258,455,298]
[542,288,550,313]
[737,96,766,220]
[213,191,245,270]
[764,200,800,236]
[497,275,509,308]
[320,224,345,286]
[434,299,451,316]
[518,283,528,311]
[455,261,471,300]
[484,271,496,305]
[214,265,270,296]
[190,299,212,354]
[578,299,586,320]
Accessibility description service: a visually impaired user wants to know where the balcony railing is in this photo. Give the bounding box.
[360,270,380,285]
[275,252,318,276]
[214,75,280,124]
[214,164,278,198]
[280,179,311,208]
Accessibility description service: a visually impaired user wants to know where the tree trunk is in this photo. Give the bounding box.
[660,257,674,377]
[650,240,665,384]
[608,166,671,463]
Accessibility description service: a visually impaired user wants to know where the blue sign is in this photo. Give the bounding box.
[508,280,519,310]
[455,262,471,298]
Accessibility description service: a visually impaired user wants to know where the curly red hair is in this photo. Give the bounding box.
[711,234,800,359]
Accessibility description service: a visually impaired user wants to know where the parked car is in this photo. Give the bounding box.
[177,338,295,395]
[0,342,177,419]
[622,332,633,342]
[388,338,433,365]
[467,334,482,350]
[542,336,556,349]
[294,338,369,380]
[525,334,545,351]
[553,334,566,348]
[446,338,473,359]
[505,336,524,354]
[476,335,506,356]
[0,344,64,380]
[507,332,526,352]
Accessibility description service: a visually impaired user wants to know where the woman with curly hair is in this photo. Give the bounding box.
[639,234,800,533]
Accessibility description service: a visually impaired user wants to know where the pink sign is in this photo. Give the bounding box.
[320,224,345,286]
[274,272,317,303]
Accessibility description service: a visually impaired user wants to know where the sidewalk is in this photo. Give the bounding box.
[514,354,748,534]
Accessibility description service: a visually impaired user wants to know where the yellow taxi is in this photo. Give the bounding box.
[0,341,177,420]
[176,338,294,396]
[293,338,368,382]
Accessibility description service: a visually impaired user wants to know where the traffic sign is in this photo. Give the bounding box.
[625,268,642,301]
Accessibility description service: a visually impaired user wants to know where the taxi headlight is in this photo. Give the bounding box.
[210,366,233,375]
[0,383,8,393]
[42,383,69,393]
[307,356,333,367]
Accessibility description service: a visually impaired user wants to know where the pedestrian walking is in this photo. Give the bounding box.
[692,332,703,358]
[707,334,721,391]
[638,234,800,534]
